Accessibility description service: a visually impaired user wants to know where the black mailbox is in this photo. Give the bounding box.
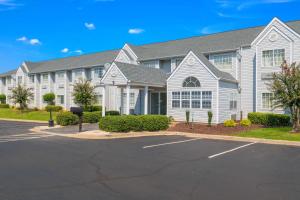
[70,107,83,132]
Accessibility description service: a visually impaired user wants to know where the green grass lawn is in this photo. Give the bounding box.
[238,127,300,141]
[0,108,57,121]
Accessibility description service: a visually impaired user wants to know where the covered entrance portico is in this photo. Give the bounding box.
[100,62,167,117]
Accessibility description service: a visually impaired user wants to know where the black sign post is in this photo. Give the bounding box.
[70,107,83,132]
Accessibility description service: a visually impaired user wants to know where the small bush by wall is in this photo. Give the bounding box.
[99,115,169,132]
[240,119,252,127]
[224,119,237,127]
[83,105,102,112]
[0,104,9,108]
[83,111,101,123]
[56,112,79,126]
[248,112,290,127]
[105,111,120,116]
[45,105,63,112]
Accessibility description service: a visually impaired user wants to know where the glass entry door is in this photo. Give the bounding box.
[150,92,166,115]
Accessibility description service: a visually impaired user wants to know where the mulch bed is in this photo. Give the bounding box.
[167,122,262,135]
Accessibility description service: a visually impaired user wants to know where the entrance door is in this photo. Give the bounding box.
[150,92,166,115]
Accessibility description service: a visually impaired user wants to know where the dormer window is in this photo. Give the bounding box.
[211,53,232,69]
[42,74,49,83]
[262,49,285,67]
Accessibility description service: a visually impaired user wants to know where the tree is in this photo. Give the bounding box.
[43,93,55,105]
[72,79,96,108]
[10,84,34,110]
[0,94,6,104]
[268,61,300,132]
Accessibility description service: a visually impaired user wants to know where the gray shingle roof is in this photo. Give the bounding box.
[130,20,300,61]
[0,69,17,78]
[114,62,167,86]
[26,50,119,73]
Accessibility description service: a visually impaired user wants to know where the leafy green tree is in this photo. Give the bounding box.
[0,94,6,104]
[10,84,34,110]
[72,79,96,108]
[43,93,55,105]
[268,61,300,132]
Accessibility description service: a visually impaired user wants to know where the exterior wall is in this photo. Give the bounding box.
[255,20,300,113]
[240,46,255,118]
[167,53,219,123]
[219,81,239,123]
[209,52,238,79]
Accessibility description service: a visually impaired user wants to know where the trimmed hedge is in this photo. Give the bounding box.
[45,105,63,112]
[105,110,120,116]
[0,104,9,108]
[83,105,102,112]
[240,119,252,127]
[248,112,290,127]
[224,119,237,127]
[83,111,101,123]
[56,112,79,126]
[99,115,169,132]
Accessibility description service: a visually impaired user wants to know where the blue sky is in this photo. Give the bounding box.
[0,0,300,73]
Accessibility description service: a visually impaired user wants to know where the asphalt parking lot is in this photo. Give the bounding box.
[1,120,300,200]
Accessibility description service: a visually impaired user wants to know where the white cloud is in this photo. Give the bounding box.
[0,0,22,11]
[73,50,83,54]
[61,48,69,53]
[84,22,96,30]
[29,39,41,45]
[128,28,144,34]
[16,36,41,46]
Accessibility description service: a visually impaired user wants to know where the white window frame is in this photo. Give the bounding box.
[42,73,49,83]
[57,95,65,105]
[122,92,135,109]
[17,76,23,85]
[262,49,285,68]
[94,67,104,79]
[6,77,11,85]
[262,92,273,109]
[171,90,212,109]
[74,69,83,80]
[57,71,65,80]
[29,75,35,84]
[94,94,103,106]
[212,53,233,69]
[229,93,237,110]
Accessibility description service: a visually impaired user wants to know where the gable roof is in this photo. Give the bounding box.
[26,50,119,74]
[114,62,167,86]
[0,69,17,78]
[130,20,300,61]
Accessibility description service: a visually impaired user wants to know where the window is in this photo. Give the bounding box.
[182,77,201,87]
[94,67,104,78]
[42,74,49,83]
[6,77,11,85]
[202,91,212,109]
[94,95,103,105]
[262,49,285,67]
[122,93,135,108]
[230,93,237,110]
[143,61,156,68]
[57,95,65,105]
[17,76,23,84]
[57,71,65,80]
[262,93,273,109]
[29,75,35,84]
[213,54,232,69]
[74,70,82,79]
[172,92,180,108]
[181,91,190,108]
[191,91,201,108]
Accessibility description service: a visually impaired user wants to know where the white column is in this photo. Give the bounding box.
[102,86,106,117]
[126,85,130,115]
[144,86,148,115]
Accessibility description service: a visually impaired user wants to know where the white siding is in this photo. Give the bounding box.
[167,53,218,123]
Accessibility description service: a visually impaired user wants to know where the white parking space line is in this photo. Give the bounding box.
[208,142,257,159]
[143,138,202,149]
[0,134,53,143]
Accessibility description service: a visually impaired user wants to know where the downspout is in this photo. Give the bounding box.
[238,47,243,120]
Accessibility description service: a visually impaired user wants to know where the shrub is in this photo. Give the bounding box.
[248,112,290,127]
[0,104,9,108]
[56,111,79,126]
[83,111,101,123]
[45,105,63,112]
[240,119,252,127]
[224,119,237,127]
[43,93,55,105]
[0,94,6,104]
[208,111,213,126]
[105,110,120,116]
[83,105,102,112]
[185,110,190,124]
[99,115,169,132]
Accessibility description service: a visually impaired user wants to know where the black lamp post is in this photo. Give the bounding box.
[48,108,54,127]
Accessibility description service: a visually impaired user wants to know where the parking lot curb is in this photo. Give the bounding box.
[0,118,46,124]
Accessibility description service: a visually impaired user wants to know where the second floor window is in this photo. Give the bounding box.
[74,70,82,79]
[262,49,285,67]
[6,77,11,85]
[42,74,49,83]
[17,76,23,84]
[94,67,104,78]
[57,72,65,80]
[29,75,35,84]
[212,54,232,69]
